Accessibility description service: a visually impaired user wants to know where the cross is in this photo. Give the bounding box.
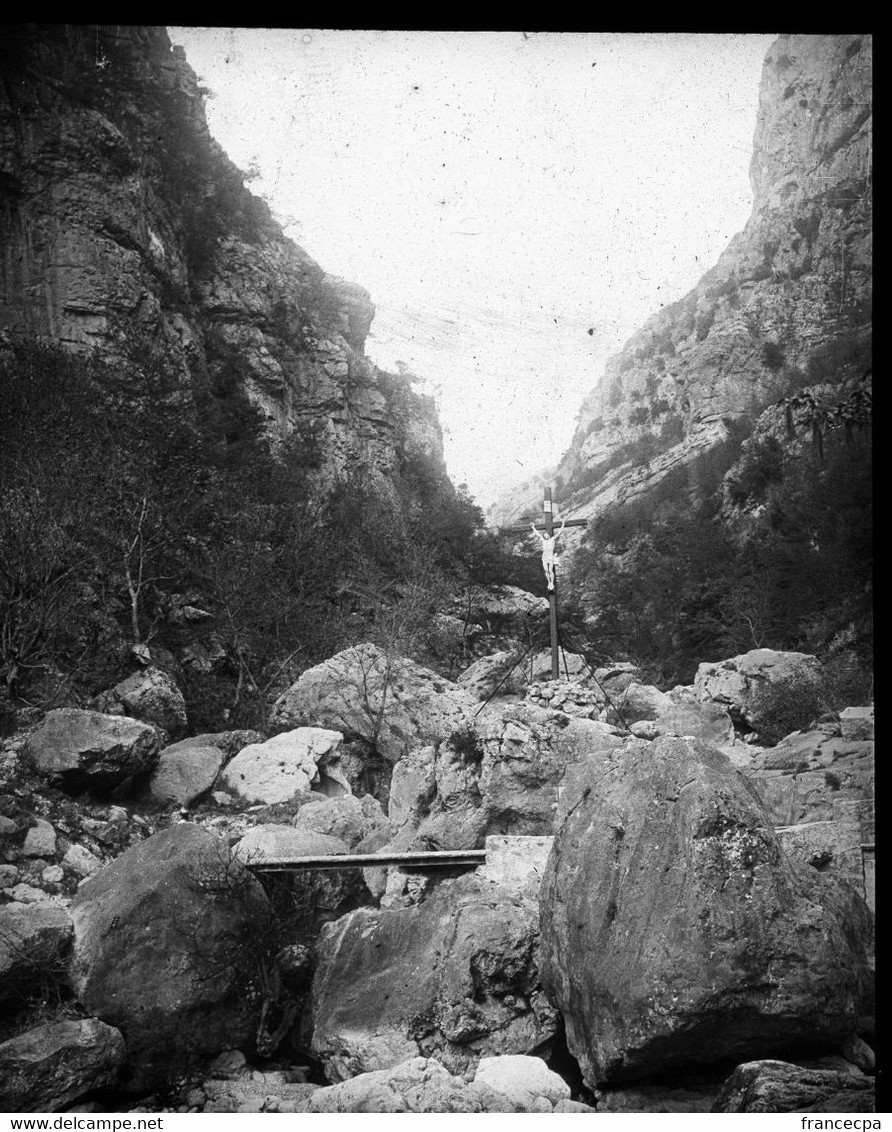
[502,486,587,680]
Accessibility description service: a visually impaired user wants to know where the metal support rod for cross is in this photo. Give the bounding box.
[502,487,587,680]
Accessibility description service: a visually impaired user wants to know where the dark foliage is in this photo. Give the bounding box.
[0,341,506,728]
[569,421,871,687]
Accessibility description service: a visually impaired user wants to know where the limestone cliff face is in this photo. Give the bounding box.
[0,24,443,488]
[490,34,871,528]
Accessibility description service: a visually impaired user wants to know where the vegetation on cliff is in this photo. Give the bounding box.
[0,340,510,733]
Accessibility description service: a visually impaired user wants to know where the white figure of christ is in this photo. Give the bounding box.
[531,518,566,591]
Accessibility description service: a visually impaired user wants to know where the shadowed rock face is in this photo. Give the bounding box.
[539,735,874,1089]
[0,25,445,492]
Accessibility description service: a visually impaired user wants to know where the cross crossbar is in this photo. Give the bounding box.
[504,518,588,535]
[245,849,487,873]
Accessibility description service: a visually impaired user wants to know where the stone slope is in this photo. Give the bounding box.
[490,34,871,529]
[0,24,443,490]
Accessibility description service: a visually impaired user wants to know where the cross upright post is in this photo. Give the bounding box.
[543,488,560,679]
[503,486,587,680]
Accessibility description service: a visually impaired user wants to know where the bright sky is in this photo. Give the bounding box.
[167,29,776,507]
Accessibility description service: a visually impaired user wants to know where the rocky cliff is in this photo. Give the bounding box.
[0,24,443,488]
[490,34,871,528]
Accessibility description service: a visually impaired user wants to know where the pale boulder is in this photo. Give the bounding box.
[711,1059,874,1112]
[474,1055,571,1109]
[305,1056,524,1113]
[221,728,349,804]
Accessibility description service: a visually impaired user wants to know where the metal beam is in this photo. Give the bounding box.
[245,849,487,873]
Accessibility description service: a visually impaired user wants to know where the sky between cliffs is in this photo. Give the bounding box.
[167,28,777,508]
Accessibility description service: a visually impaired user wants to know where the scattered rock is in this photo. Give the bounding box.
[554,1098,597,1112]
[221,728,349,804]
[609,681,674,725]
[0,864,19,888]
[23,709,160,793]
[304,1056,524,1113]
[0,1018,124,1112]
[473,1054,571,1109]
[838,706,874,741]
[206,1049,248,1079]
[23,819,57,857]
[711,1059,875,1112]
[0,901,72,1002]
[90,667,187,739]
[62,844,102,877]
[149,743,225,807]
[291,793,390,849]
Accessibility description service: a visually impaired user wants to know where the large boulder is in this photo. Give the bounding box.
[91,667,187,739]
[69,823,269,1089]
[309,872,558,1081]
[304,1056,523,1113]
[0,902,72,1003]
[695,649,825,738]
[269,644,475,764]
[23,709,160,793]
[149,743,225,807]
[711,1060,875,1113]
[220,728,349,804]
[0,1018,125,1112]
[540,735,874,1089]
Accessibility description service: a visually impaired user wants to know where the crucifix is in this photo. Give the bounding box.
[503,487,587,680]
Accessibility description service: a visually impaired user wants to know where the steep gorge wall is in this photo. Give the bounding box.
[0,24,443,489]
[491,34,871,529]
